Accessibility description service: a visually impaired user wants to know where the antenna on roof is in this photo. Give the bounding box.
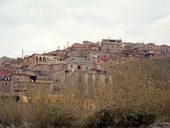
[58,46,60,50]
[67,41,69,48]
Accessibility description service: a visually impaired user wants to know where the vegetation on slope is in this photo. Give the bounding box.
[0,57,169,128]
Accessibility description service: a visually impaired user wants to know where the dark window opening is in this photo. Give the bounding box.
[39,57,42,61]
[30,76,37,82]
[78,65,81,70]
[16,96,20,102]
[36,56,38,63]
[65,70,69,73]
[43,57,46,62]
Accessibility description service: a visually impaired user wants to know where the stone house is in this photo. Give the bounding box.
[0,67,54,94]
[35,60,67,72]
[52,70,66,93]
[0,81,11,93]
[143,43,160,51]
[160,45,170,56]
[35,63,52,72]
[91,45,99,51]
[17,54,61,71]
[46,49,68,61]
[64,70,112,97]
[0,70,11,93]
[121,42,145,51]
[101,39,123,51]
[10,71,53,92]
[71,43,84,51]
[64,56,86,62]
[83,41,100,51]
[67,60,95,72]
[71,42,99,51]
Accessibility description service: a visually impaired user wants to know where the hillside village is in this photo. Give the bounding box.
[0,39,170,98]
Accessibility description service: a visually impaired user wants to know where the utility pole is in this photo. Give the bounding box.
[67,41,69,48]
[22,49,24,59]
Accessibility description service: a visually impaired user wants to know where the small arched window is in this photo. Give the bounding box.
[36,56,38,62]
[39,57,42,61]
[43,57,46,62]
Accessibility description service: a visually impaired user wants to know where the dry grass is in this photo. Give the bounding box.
[0,58,170,128]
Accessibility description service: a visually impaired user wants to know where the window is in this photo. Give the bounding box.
[30,76,37,82]
[16,96,20,102]
[43,57,46,62]
[39,57,42,61]
[86,66,88,70]
[5,82,7,85]
[36,56,38,62]
[70,65,73,68]
[78,65,81,70]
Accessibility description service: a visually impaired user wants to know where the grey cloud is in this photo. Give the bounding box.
[0,0,170,57]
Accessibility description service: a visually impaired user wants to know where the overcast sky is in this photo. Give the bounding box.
[0,0,170,58]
